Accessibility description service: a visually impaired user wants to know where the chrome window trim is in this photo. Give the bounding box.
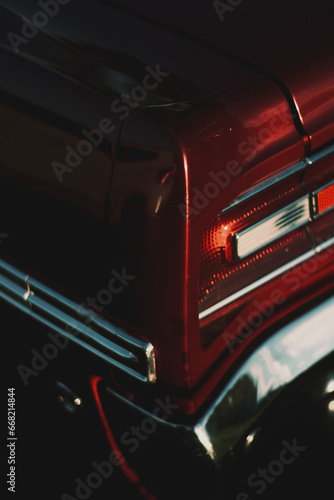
[0,258,156,383]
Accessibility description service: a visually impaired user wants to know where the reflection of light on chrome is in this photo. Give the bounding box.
[328,400,334,412]
[195,425,215,460]
[250,347,292,400]
[246,432,255,446]
[74,398,82,406]
[326,380,334,394]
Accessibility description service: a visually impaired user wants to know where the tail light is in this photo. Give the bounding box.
[199,169,334,347]
[313,182,334,216]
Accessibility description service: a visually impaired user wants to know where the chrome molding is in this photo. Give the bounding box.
[222,141,334,213]
[0,258,156,383]
[304,141,334,164]
[195,295,334,463]
[222,159,307,213]
[199,236,334,320]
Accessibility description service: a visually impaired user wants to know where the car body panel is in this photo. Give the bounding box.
[0,0,254,105]
[107,0,334,149]
[1,0,333,405]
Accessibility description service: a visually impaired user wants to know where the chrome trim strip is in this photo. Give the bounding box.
[221,141,334,213]
[199,237,334,320]
[221,159,308,213]
[195,295,334,462]
[0,258,156,383]
[235,196,311,259]
[305,140,334,164]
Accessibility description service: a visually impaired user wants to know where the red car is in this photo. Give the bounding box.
[1,1,334,498]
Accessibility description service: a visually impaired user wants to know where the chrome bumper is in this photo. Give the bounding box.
[97,294,334,497]
[194,293,334,465]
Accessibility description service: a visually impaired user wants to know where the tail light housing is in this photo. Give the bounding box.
[199,165,334,348]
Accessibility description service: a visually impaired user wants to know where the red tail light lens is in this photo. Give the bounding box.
[198,141,334,351]
[199,179,312,313]
[199,177,317,347]
[199,157,334,348]
[314,182,334,215]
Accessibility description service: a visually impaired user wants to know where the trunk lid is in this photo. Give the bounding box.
[106,0,334,149]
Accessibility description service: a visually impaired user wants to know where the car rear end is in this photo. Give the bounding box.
[1,1,334,498]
